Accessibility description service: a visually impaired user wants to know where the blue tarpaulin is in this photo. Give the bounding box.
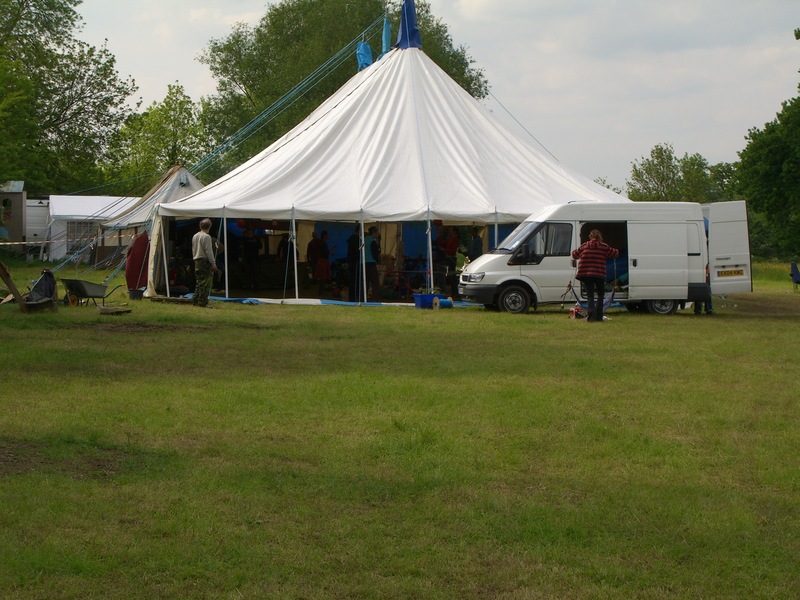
[395,0,422,49]
[356,41,373,71]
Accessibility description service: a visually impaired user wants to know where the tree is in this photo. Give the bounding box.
[626,143,735,203]
[36,39,137,192]
[594,177,623,195]
[0,0,81,64]
[737,96,800,257]
[626,143,681,201]
[196,0,487,181]
[0,58,37,183]
[104,84,210,193]
[736,28,800,258]
[0,0,136,194]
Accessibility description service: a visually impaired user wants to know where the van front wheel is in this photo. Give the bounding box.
[498,286,531,314]
[645,299,678,315]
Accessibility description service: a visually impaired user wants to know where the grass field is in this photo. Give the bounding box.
[1,257,799,598]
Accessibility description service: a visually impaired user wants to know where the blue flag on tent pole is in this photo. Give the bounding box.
[395,0,422,49]
[357,41,373,70]
[376,17,391,60]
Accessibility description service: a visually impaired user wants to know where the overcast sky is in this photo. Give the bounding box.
[78,0,799,189]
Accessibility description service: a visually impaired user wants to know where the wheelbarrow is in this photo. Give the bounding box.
[61,278,123,307]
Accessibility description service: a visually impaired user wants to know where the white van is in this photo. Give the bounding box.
[458,201,752,315]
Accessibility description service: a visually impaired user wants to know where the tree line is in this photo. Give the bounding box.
[1,0,797,259]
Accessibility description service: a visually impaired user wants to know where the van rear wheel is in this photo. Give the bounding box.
[645,299,678,315]
[498,285,531,314]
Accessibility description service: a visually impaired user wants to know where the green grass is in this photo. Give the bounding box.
[1,256,799,598]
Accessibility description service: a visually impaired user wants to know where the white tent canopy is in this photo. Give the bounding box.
[103,165,204,231]
[157,47,625,224]
[149,40,628,300]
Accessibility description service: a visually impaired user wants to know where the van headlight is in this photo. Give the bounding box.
[463,272,485,283]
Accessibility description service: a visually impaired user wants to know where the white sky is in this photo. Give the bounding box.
[78,0,800,189]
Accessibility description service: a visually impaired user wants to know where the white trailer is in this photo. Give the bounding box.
[458,201,752,315]
[25,199,50,244]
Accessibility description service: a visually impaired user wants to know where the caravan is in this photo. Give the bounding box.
[458,201,752,315]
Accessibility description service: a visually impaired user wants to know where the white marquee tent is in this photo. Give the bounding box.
[103,165,204,232]
[147,1,628,299]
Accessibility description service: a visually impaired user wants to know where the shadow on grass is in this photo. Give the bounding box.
[0,435,182,481]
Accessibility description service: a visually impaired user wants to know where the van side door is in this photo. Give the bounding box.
[703,201,753,295]
[627,222,689,300]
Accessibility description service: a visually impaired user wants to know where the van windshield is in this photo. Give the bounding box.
[494,222,541,253]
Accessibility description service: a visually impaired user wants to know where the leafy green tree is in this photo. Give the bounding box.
[0,0,81,64]
[0,0,136,194]
[737,95,800,257]
[0,58,37,183]
[627,143,735,203]
[197,0,487,181]
[736,29,800,258]
[104,84,210,193]
[594,177,623,195]
[626,143,681,201]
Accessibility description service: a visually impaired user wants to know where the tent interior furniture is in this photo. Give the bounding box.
[791,262,800,292]
[61,278,122,307]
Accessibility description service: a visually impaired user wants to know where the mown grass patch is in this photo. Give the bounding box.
[1,257,799,598]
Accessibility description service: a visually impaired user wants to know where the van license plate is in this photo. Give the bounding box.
[718,269,744,277]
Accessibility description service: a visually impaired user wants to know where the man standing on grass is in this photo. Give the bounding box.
[192,218,218,307]
[572,229,618,323]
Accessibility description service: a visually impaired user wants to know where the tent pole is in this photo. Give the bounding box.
[160,217,171,298]
[222,215,229,298]
[426,208,434,292]
[291,210,299,299]
[359,218,367,303]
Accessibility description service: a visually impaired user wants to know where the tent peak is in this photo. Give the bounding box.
[395,0,421,49]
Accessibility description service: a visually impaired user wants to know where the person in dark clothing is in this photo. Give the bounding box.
[306,231,321,281]
[467,227,483,262]
[242,228,262,290]
[364,226,381,301]
[315,230,335,293]
[572,230,619,322]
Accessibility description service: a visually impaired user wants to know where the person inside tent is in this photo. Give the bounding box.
[467,227,483,262]
[306,231,321,281]
[242,228,262,290]
[315,230,336,295]
[365,226,381,301]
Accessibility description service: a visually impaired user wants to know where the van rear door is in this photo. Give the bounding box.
[703,201,753,295]
[627,222,689,300]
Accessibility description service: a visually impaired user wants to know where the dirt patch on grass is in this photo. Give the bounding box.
[726,292,800,318]
[0,436,177,481]
[62,321,283,334]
